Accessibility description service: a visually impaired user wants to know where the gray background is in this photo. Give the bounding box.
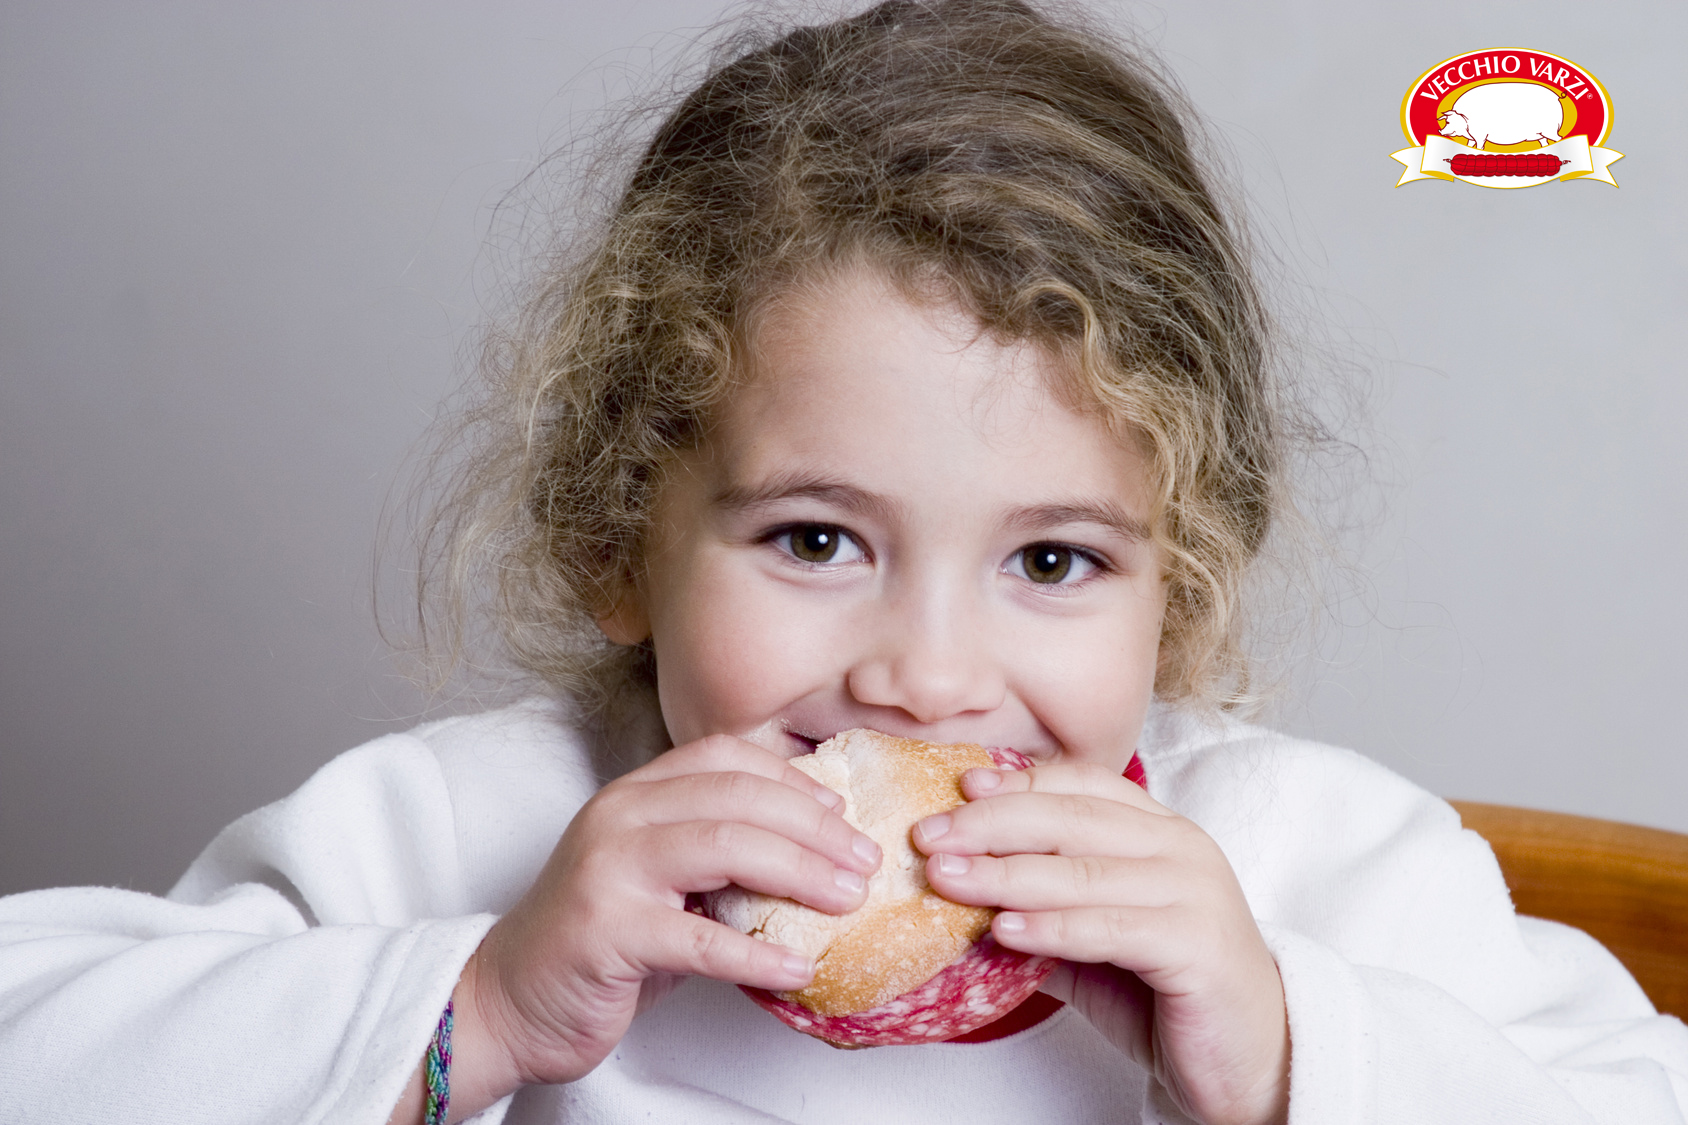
[2,1,1682,897]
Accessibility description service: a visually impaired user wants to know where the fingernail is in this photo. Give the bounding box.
[934,852,970,876]
[969,768,1002,792]
[834,868,866,893]
[782,953,814,978]
[852,834,881,865]
[918,813,951,841]
[996,912,1026,934]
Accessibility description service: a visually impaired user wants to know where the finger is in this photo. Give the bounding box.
[642,819,871,915]
[990,904,1188,970]
[630,907,816,992]
[615,769,879,873]
[925,851,1181,912]
[915,789,1186,858]
[634,733,846,812]
[960,760,1169,812]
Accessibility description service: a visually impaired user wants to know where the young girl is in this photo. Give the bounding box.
[2,2,1684,1123]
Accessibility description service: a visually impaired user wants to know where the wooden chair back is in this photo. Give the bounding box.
[1451,801,1688,1021]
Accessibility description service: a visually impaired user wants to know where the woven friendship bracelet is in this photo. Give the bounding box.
[423,999,454,1125]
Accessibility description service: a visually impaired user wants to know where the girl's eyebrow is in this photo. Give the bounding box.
[715,476,1146,542]
[1003,501,1151,543]
[711,474,902,524]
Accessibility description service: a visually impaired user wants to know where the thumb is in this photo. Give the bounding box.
[635,970,687,1016]
[1044,960,1156,1071]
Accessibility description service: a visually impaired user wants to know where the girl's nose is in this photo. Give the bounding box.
[844,599,1007,724]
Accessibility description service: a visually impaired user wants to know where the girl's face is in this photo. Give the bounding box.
[603,268,1167,772]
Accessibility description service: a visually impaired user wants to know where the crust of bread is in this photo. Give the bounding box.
[707,729,997,1017]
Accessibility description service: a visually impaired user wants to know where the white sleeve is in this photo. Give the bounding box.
[1144,720,1688,1125]
[1265,920,1688,1124]
[0,733,499,1125]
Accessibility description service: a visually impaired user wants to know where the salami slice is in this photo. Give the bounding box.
[741,933,1055,1047]
[986,747,1033,771]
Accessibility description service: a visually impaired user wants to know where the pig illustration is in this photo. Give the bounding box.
[1437,82,1564,150]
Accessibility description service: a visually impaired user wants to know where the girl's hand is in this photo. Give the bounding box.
[915,763,1288,1125]
[419,734,881,1118]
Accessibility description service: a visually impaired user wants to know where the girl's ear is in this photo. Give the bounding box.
[596,589,651,646]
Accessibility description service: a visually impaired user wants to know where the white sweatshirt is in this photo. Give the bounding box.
[1,697,1684,1125]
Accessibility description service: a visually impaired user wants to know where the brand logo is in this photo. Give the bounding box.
[1391,50,1621,188]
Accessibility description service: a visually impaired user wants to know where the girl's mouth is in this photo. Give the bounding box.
[787,731,822,754]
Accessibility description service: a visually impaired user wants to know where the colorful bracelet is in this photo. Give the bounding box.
[423,998,454,1125]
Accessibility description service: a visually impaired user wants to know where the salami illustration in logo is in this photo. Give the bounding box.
[1392,50,1621,188]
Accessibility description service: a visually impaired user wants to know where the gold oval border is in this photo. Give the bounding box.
[1398,49,1613,149]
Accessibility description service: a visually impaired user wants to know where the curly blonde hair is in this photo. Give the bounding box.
[423,0,1284,724]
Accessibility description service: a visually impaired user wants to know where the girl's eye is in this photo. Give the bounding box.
[1009,543,1098,585]
[775,524,863,566]
[792,526,841,563]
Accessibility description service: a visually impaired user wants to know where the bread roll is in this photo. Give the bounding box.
[705,729,1055,1046]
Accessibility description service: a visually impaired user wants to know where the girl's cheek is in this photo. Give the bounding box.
[1025,611,1159,770]
[653,558,849,741]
